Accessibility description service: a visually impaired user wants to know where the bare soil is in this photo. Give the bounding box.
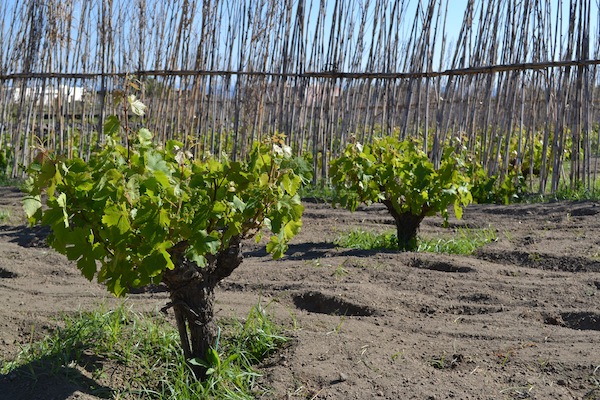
[0,185,599,399]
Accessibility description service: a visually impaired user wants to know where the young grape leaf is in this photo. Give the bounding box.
[128,95,147,116]
[138,128,153,146]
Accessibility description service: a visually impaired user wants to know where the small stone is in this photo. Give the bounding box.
[339,372,348,382]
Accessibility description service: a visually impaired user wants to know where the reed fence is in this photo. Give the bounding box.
[1,0,599,194]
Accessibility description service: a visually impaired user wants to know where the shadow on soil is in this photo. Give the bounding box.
[0,223,50,248]
[0,355,114,400]
[293,291,379,316]
[409,257,475,273]
[245,241,396,261]
[0,266,18,278]
[544,311,600,331]
[475,248,600,273]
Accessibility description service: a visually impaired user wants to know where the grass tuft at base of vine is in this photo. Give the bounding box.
[1,300,288,399]
[334,227,496,255]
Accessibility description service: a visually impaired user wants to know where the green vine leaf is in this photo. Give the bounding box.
[23,195,42,222]
[102,201,131,235]
[137,128,153,146]
[104,115,121,137]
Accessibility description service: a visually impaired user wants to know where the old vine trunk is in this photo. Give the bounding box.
[162,236,244,378]
[383,200,426,251]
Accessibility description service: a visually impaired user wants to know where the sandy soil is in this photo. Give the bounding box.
[0,185,599,400]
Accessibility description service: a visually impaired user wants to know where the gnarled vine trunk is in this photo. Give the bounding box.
[162,236,243,379]
[383,200,426,251]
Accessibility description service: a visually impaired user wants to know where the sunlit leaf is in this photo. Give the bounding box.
[266,236,287,259]
[128,95,147,116]
[23,195,42,221]
[145,151,170,174]
[138,128,153,146]
[56,192,69,228]
[232,195,246,212]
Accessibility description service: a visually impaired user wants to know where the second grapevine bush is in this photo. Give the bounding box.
[330,137,473,250]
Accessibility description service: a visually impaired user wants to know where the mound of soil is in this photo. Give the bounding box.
[1,186,599,399]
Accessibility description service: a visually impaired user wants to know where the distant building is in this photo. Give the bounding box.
[10,84,85,105]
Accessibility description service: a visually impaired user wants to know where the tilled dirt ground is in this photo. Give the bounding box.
[0,185,599,400]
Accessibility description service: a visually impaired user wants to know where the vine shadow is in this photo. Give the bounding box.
[244,241,396,261]
[0,353,114,400]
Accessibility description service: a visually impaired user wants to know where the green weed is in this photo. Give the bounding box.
[0,210,9,222]
[428,353,465,370]
[417,227,497,254]
[0,174,22,187]
[326,316,346,335]
[223,300,288,368]
[335,227,496,255]
[1,301,288,399]
[334,229,397,250]
[390,351,404,362]
[331,265,350,279]
[551,182,600,201]
[499,384,534,398]
[429,353,448,369]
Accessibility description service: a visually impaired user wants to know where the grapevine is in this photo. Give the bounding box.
[23,96,304,377]
[330,137,472,250]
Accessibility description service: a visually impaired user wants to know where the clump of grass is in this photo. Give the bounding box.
[222,300,288,368]
[1,301,288,399]
[0,174,23,187]
[334,230,397,250]
[1,304,178,397]
[551,183,600,201]
[334,227,496,255]
[417,227,497,254]
[0,175,12,187]
[331,264,350,279]
[0,209,9,222]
